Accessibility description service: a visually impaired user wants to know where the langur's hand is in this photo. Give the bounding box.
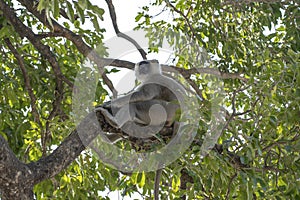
[102,101,111,108]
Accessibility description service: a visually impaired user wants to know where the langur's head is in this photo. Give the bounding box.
[135,59,162,82]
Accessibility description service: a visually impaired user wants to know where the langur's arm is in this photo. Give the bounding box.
[111,85,159,107]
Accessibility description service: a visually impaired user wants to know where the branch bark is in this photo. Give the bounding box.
[0,109,123,198]
[27,112,100,184]
[0,137,34,200]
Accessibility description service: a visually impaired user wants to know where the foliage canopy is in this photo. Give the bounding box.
[0,0,299,199]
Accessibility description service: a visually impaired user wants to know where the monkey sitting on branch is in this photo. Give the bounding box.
[95,59,186,200]
[96,59,182,142]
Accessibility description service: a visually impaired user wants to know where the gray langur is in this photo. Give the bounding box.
[96,60,182,200]
[99,59,180,134]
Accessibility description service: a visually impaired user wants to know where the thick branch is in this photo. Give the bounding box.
[26,107,173,184]
[162,64,248,82]
[0,105,129,198]
[27,112,98,184]
[0,137,34,200]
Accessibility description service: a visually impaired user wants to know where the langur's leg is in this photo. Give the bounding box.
[114,104,132,128]
[96,107,119,128]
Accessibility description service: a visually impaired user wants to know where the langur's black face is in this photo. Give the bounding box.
[138,61,150,75]
[135,60,161,82]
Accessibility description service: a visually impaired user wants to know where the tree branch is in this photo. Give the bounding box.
[17,0,118,96]
[0,136,34,199]
[105,0,147,60]
[16,0,248,101]
[167,66,248,82]
[164,0,197,39]
[0,106,129,196]
[225,173,237,200]
[35,32,66,39]
[4,38,42,128]
[27,112,97,184]
[0,0,70,154]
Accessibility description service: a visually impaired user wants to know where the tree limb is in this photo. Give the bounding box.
[0,108,127,197]
[0,0,69,154]
[27,112,98,184]
[17,0,118,96]
[105,0,147,60]
[0,136,34,200]
[17,0,248,94]
[4,38,42,128]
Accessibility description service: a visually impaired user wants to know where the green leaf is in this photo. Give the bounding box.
[135,12,143,22]
[138,172,146,188]
[171,175,180,192]
[91,16,100,32]
[131,173,138,185]
[276,25,285,32]
[37,0,48,12]
[53,0,60,19]
[0,26,9,38]
[74,2,85,24]
[0,131,8,141]
[269,115,277,127]
[78,0,87,10]
[91,6,105,21]
[66,1,75,22]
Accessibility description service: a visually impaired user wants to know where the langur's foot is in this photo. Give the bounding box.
[96,107,119,128]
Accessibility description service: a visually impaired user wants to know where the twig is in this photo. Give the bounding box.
[105,0,147,60]
[219,90,237,137]
[164,0,197,39]
[102,71,118,98]
[154,169,162,200]
[225,173,237,200]
[4,38,43,131]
